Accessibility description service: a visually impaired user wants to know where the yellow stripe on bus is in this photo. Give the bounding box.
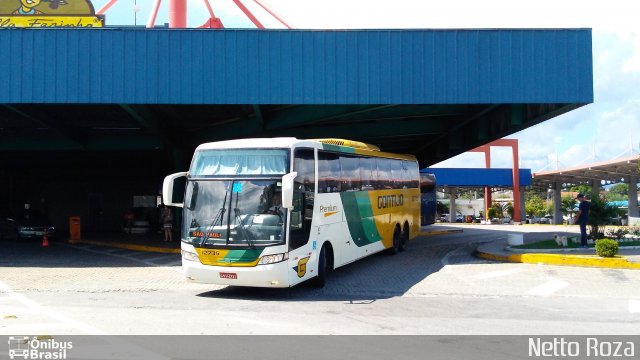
[366,188,421,249]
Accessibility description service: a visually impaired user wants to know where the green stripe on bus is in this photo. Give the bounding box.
[341,192,381,247]
[224,249,263,262]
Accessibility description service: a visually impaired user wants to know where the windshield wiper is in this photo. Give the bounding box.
[231,189,255,249]
[201,187,229,246]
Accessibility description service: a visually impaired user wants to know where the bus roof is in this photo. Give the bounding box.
[195,138,417,161]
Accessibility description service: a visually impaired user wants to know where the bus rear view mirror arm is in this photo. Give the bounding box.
[281,172,297,209]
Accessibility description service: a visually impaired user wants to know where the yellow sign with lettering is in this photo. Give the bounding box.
[0,0,104,28]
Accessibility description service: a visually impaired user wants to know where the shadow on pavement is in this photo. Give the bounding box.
[196,236,470,301]
[196,224,598,301]
[0,235,179,268]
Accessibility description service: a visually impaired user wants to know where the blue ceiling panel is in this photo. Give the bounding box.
[0,28,593,105]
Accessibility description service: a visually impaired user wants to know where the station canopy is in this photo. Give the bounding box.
[0,28,593,167]
[532,155,640,188]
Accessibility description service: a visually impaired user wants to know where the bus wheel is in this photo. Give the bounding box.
[312,244,328,288]
[385,228,401,255]
[399,224,409,252]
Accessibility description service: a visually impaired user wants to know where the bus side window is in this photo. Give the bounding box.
[376,158,392,189]
[359,157,375,191]
[408,161,420,188]
[389,159,403,189]
[318,151,340,193]
[339,155,360,192]
[290,148,315,250]
[401,160,410,189]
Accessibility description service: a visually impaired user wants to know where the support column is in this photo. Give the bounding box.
[484,149,491,223]
[629,176,639,218]
[485,187,492,222]
[553,182,563,225]
[449,188,457,223]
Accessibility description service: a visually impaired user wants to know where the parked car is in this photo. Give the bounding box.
[525,215,540,224]
[538,215,553,224]
[122,207,155,234]
[0,212,55,241]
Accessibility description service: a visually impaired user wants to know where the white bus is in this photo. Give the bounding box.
[163,138,421,288]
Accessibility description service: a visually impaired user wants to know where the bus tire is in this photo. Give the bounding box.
[385,227,401,255]
[399,223,409,251]
[313,244,328,288]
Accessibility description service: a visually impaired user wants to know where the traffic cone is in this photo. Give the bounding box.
[42,229,49,247]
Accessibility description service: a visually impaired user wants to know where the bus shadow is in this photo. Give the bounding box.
[196,238,463,301]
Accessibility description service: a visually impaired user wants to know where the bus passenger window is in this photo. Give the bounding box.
[389,159,403,189]
[376,158,392,189]
[407,161,420,188]
[318,151,341,193]
[339,155,360,192]
[359,157,375,191]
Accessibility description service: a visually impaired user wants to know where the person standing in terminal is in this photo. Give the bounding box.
[575,193,590,248]
[160,205,174,242]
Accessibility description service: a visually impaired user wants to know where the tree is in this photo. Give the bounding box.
[525,188,547,201]
[436,201,449,217]
[525,195,545,217]
[561,195,576,218]
[607,183,628,201]
[569,184,591,196]
[458,190,481,200]
[544,201,554,216]
[587,194,618,239]
[487,206,501,220]
[503,202,514,218]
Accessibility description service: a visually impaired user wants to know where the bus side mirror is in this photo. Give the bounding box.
[281,172,297,209]
[162,172,187,207]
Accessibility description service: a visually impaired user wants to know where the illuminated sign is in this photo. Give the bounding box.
[191,231,222,238]
[0,0,104,28]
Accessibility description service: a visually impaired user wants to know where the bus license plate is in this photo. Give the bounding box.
[219,272,237,279]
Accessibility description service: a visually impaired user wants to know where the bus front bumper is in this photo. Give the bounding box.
[182,255,291,288]
[183,260,290,288]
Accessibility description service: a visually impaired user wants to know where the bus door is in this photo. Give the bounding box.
[287,148,316,286]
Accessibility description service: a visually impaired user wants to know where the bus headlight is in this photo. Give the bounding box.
[181,250,199,262]
[258,253,288,265]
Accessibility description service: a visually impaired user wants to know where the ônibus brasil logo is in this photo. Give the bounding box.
[8,336,73,360]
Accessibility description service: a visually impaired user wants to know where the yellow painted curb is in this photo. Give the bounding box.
[476,250,640,270]
[419,229,463,237]
[67,239,181,254]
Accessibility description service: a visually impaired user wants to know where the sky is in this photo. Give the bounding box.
[96,0,640,172]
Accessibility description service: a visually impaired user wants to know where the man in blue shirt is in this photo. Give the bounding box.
[575,193,590,248]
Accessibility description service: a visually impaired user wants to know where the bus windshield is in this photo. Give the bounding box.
[183,179,285,248]
[191,149,288,176]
